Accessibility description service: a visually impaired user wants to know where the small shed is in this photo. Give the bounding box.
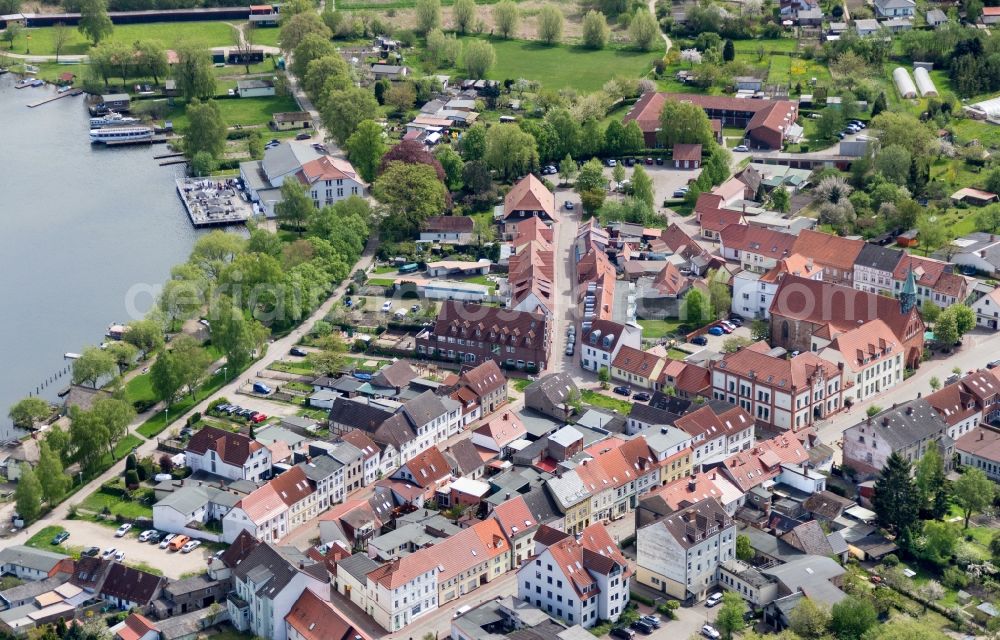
[371,64,408,81]
[101,93,131,112]
[672,143,703,169]
[952,188,1000,206]
[896,228,919,247]
[58,72,75,85]
[236,78,275,98]
[271,111,312,130]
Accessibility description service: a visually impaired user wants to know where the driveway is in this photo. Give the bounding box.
[699,324,752,353]
[57,520,213,579]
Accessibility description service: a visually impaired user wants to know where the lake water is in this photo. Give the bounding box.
[0,75,201,439]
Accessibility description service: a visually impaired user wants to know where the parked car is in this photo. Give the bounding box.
[115,523,132,537]
[606,158,617,167]
[702,626,721,640]
[645,157,654,165]
[734,145,749,152]
[610,628,635,640]
[691,335,708,346]
[624,157,635,166]
[564,201,574,210]
[708,326,725,336]
[251,413,268,424]
[51,531,70,545]
[641,615,661,629]
[181,540,202,553]
[82,546,100,557]
[114,551,126,562]
[295,132,311,140]
[381,301,393,312]
[159,534,177,549]
[252,382,272,395]
[945,373,960,385]
[344,298,353,308]
[147,532,163,544]
[673,189,688,198]
[655,157,664,165]
[631,621,654,635]
[101,548,116,560]
[138,529,157,542]
[289,347,308,357]
[633,392,651,402]
[706,592,724,607]
[612,385,632,396]
[565,344,575,356]
[169,535,191,552]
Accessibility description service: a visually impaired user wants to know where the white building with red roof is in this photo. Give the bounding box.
[516,523,632,628]
[184,425,271,483]
[674,404,755,465]
[222,465,318,544]
[472,410,527,456]
[111,613,158,640]
[731,253,823,320]
[818,319,903,403]
[718,432,811,492]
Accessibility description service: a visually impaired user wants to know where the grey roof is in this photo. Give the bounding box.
[372,64,406,74]
[309,390,340,403]
[155,484,241,513]
[328,397,394,431]
[549,426,583,448]
[233,543,317,599]
[545,470,590,510]
[827,530,849,556]
[444,438,485,475]
[797,7,822,17]
[297,454,344,481]
[402,391,450,428]
[782,521,835,556]
[925,7,947,21]
[0,575,66,605]
[261,141,320,184]
[875,0,914,8]
[648,497,732,549]
[337,553,381,583]
[372,360,418,389]
[521,484,564,525]
[850,398,949,450]
[163,574,222,598]
[328,441,364,466]
[237,78,274,90]
[102,93,129,101]
[373,412,418,449]
[0,545,68,573]
[525,373,578,410]
[239,160,270,192]
[280,415,319,431]
[855,243,903,272]
[762,555,846,606]
[520,410,563,439]
[574,409,626,434]
[644,426,692,457]
[254,425,307,449]
[629,403,680,427]
[854,18,880,29]
[739,525,805,561]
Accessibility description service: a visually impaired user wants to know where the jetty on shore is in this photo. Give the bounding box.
[175,177,256,227]
[26,88,83,108]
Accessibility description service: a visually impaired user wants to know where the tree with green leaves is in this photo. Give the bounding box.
[736,534,753,561]
[829,596,877,640]
[915,445,948,520]
[582,10,609,49]
[184,98,227,159]
[78,0,113,45]
[658,99,714,147]
[14,464,42,523]
[872,451,920,545]
[917,215,949,256]
[37,441,69,505]
[72,346,118,388]
[105,341,138,375]
[632,165,655,209]
[770,186,790,213]
[463,39,496,78]
[2,22,22,51]
[872,91,887,116]
[173,45,216,101]
[170,334,213,399]
[321,87,380,146]
[49,22,71,62]
[629,9,660,51]
[375,162,448,241]
[919,520,958,566]
[484,123,538,180]
[612,163,626,189]
[8,397,50,431]
[460,123,487,161]
[576,158,606,193]
[951,304,976,336]
[69,406,109,476]
[788,598,830,639]
[815,105,845,141]
[279,11,331,53]
[875,144,912,186]
[415,0,442,34]
[91,397,135,457]
[134,40,168,86]
[425,29,461,69]
[683,288,708,325]
[434,146,465,191]
[538,5,564,44]
[276,174,315,235]
[750,319,769,340]
[558,154,577,185]
[715,592,746,640]
[452,0,476,33]
[934,309,959,346]
[292,34,339,82]
[209,297,269,370]
[953,466,994,528]
[598,366,610,387]
[359,126,415,173]
[150,350,184,406]
[623,121,645,153]
[493,0,519,37]
[190,152,217,178]
[123,318,164,358]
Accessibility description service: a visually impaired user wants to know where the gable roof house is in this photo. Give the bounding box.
[185,426,272,483]
[525,373,579,422]
[227,543,331,640]
[792,230,864,287]
[891,254,968,308]
[853,243,903,296]
[472,410,527,457]
[717,432,811,493]
[580,319,643,374]
[720,225,798,274]
[501,175,558,234]
[444,360,508,426]
[874,0,914,17]
[285,587,370,640]
[611,345,667,390]
[99,564,166,612]
[419,215,475,245]
[391,446,453,499]
[110,613,159,640]
[674,404,755,465]
[222,466,318,544]
[842,398,953,478]
[0,547,72,582]
[818,319,904,403]
[768,275,926,369]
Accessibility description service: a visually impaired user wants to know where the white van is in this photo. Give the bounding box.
[453,605,472,619]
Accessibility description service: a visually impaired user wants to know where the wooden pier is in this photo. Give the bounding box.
[104,135,169,146]
[26,88,83,108]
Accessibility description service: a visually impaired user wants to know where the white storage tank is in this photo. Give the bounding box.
[893,67,917,99]
[914,67,938,97]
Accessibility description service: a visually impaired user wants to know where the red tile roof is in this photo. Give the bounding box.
[285,589,368,640]
[717,341,841,389]
[651,262,690,296]
[116,614,158,640]
[673,143,702,162]
[612,345,666,379]
[700,209,745,234]
[341,430,380,461]
[492,495,537,538]
[792,229,864,272]
[186,426,263,467]
[675,405,753,442]
[239,466,314,523]
[721,225,797,260]
[539,523,632,599]
[474,410,526,447]
[824,319,899,373]
[504,174,556,221]
[400,446,452,488]
[926,383,980,427]
[722,433,809,492]
[956,426,1000,463]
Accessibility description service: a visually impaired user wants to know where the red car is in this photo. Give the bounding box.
[251,413,267,424]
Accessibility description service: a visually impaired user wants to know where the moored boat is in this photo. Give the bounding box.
[90,126,155,144]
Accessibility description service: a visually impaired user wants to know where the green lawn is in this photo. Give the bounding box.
[512,378,532,392]
[246,24,282,47]
[418,37,656,92]
[582,390,632,414]
[125,374,156,405]
[136,369,229,438]
[638,318,685,338]
[25,526,73,555]
[9,21,236,57]
[732,38,800,53]
[668,348,689,360]
[80,488,154,520]
[165,95,299,130]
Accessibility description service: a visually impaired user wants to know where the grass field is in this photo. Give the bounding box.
[80,488,154,520]
[246,23,282,47]
[26,526,75,556]
[582,390,632,414]
[417,37,656,92]
[164,95,299,129]
[8,21,236,57]
[638,318,685,338]
[125,374,156,405]
[136,369,228,438]
[512,378,533,392]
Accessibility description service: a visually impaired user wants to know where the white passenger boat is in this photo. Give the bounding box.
[90,111,140,127]
[90,126,154,144]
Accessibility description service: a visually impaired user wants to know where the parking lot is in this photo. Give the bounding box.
[56,520,213,579]
[601,160,704,210]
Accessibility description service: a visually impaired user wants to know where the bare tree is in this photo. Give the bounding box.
[52,22,71,63]
[234,21,256,74]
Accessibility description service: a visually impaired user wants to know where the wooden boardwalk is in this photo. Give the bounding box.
[26,88,83,108]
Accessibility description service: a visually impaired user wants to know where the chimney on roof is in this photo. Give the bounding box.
[299,561,305,569]
[906,406,913,416]
[688,477,697,492]
[505,493,511,500]
[882,417,890,426]
[917,392,922,398]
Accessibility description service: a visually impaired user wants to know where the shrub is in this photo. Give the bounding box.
[943,565,969,590]
[882,554,899,567]
[187,412,201,426]
[630,592,654,606]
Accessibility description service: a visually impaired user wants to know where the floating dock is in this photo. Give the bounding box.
[26,88,83,108]
[175,177,255,227]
